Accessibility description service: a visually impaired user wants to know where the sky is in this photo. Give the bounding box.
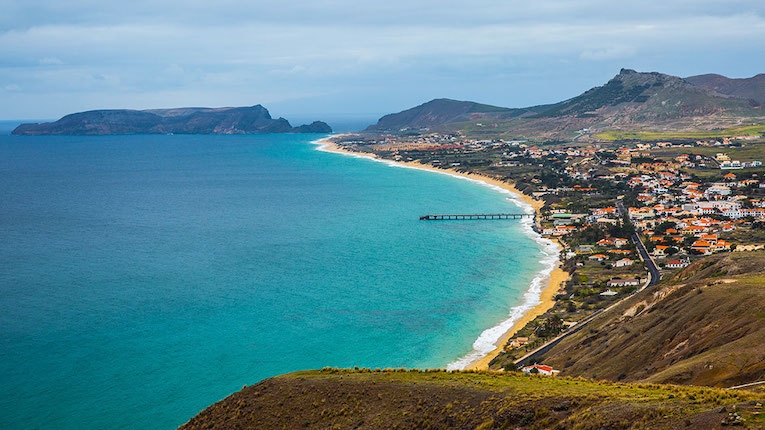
[1,0,765,122]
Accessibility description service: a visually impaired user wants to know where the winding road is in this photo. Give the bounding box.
[514,199,661,367]
[616,200,660,287]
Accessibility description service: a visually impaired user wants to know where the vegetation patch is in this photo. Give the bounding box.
[594,123,765,142]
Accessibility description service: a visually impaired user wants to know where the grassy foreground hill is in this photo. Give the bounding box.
[181,369,764,429]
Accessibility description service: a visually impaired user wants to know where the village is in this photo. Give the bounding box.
[338,132,765,259]
[334,131,765,370]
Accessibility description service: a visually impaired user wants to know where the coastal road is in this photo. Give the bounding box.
[616,200,660,287]
[632,232,660,287]
[728,380,765,390]
[514,309,603,368]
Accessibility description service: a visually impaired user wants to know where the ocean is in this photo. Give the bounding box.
[0,128,556,429]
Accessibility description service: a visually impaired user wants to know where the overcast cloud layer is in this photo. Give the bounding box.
[1,0,764,121]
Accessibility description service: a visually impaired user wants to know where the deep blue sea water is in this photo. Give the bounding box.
[0,129,555,429]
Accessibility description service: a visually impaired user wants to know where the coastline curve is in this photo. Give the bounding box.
[312,136,568,371]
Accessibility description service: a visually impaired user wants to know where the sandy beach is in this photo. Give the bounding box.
[315,136,570,371]
[465,264,569,370]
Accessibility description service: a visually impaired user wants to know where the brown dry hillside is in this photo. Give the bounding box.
[686,73,765,105]
[180,369,765,430]
[540,252,765,387]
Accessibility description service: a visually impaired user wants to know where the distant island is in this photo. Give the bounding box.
[11,104,331,135]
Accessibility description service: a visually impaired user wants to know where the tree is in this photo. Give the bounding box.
[621,190,642,208]
[655,221,677,235]
[537,315,564,338]
[683,236,697,247]
[566,301,577,312]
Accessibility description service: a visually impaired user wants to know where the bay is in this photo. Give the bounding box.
[0,132,547,429]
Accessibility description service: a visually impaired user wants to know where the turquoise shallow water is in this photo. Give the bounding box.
[0,132,551,429]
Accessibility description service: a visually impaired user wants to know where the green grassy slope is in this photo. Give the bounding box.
[593,123,765,141]
[180,369,764,429]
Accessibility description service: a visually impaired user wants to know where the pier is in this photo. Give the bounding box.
[419,213,533,221]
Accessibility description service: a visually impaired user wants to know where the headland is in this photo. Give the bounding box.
[11,104,332,135]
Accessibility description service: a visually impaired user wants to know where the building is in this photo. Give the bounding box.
[615,258,634,267]
[607,278,641,287]
[691,240,713,254]
[521,364,560,376]
[506,337,530,349]
[665,259,689,269]
[682,201,740,215]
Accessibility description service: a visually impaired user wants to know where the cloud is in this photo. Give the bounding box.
[4,0,763,29]
[580,46,637,61]
[1,0,764,119]
[38,56,64,65]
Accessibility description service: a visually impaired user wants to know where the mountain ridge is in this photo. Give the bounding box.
[364,98,536,133]
[11,104,332,135]
[685,73,765,104]
[363,69,765,140]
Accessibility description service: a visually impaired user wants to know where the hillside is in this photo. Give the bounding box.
[537,69,759,121]
[362,69,765,141]
[506,252,765,388]
[181,369,764,429]
[686,73,765,105]
[364,98,535,133]
[11,105,331,135]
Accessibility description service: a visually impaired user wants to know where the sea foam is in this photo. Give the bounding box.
[445,194,559,370]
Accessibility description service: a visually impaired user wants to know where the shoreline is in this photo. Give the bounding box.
[314,135,570,371]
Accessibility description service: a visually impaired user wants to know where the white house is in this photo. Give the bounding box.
[705,185,732,197]
[665,259,689,269]
[615,258,634,268]
[607,278,640,287]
